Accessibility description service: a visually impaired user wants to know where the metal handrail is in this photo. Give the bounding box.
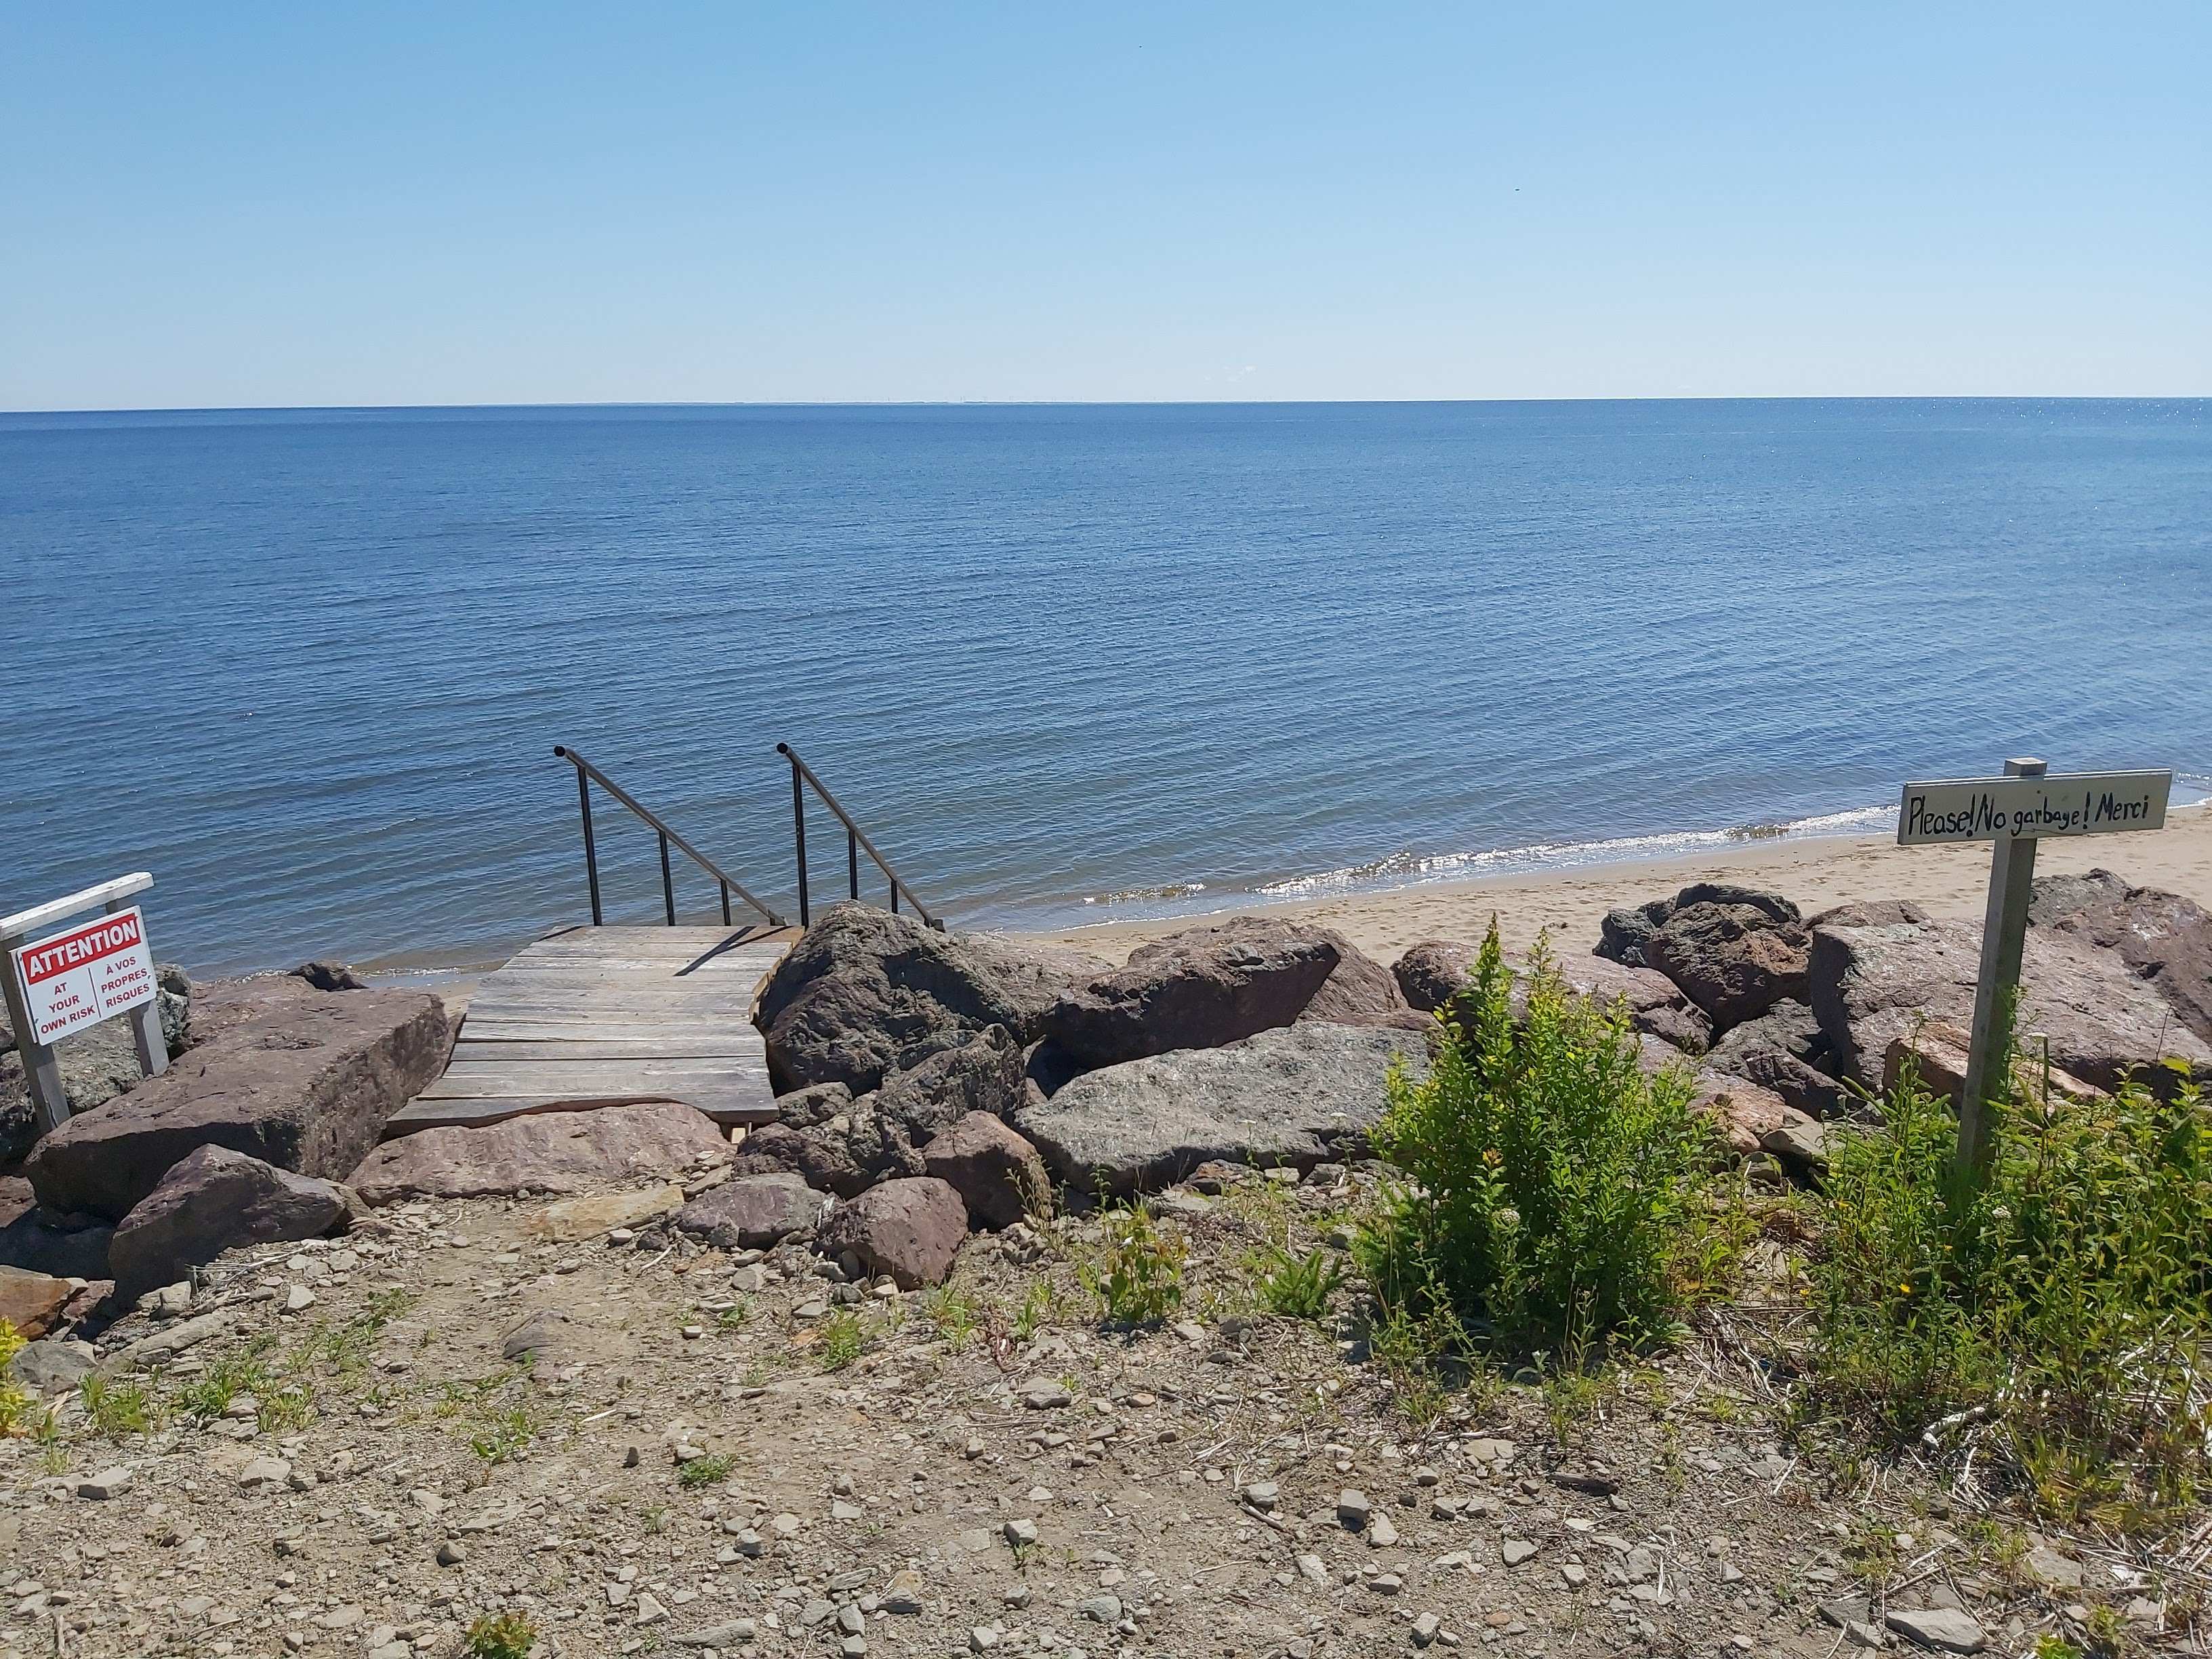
[553,746,786,929]
[777,743,941,930]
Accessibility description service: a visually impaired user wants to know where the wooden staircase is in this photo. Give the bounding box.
[384,926,789,1136]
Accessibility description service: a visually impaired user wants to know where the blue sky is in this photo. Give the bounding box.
[5,3,2207,408]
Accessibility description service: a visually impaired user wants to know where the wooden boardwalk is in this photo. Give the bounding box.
[385,925,792,1137]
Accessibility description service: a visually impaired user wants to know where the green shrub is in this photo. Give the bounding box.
[816,1308,868,1371]
[80,1375,160,1438]
[1808,1052,2212,1528]
[464,1610,537,1659]
[1083,1204,1186,1326]
[1358,924,1733,1358]
[1250,1245,1345,1321]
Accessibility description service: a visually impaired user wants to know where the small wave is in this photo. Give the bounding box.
[1083,880,1209,907]
[1253,803,1899,901]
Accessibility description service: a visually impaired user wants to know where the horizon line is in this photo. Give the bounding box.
[7,392,2210,418]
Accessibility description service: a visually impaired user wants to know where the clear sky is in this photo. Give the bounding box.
[6,3,2207,409]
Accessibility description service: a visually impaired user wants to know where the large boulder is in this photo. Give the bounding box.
[1809,909,2212,1098]
[874,1025,1026,1142]
[922,1111,1052,1228]
[106,1145,349,1299]
[346,1101,728,1205]
[1642,903,1810,1031]
[1599,884,1801,968]
[1631,1034,1811,1159]
[1014,1023,1428,1195]
[1393,941,1477,1013]
[1041,918,1349,1069]
[2030,869,2212,1044]
[24,989,449,1221]
[1704,1001,1851,1119]
[755,904,1108,1095]
[0,964,194,1163]
[672,1172,830,1248]
[817,1176,968,1289]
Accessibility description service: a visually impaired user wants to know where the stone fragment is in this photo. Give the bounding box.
[1643,902,1811,1029]
[817,1177,968,1288]
[106,1145,349,1298]
[1885,1607,1987,1654]
[76,1466,132,1499]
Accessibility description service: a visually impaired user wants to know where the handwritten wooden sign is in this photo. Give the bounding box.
[1898,770,2171,845]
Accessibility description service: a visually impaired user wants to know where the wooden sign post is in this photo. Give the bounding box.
[1,872,167,1136]
[1896,761,2173,1179]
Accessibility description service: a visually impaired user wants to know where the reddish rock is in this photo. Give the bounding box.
[2031,869,2212,1044]
[818,1176,969,1288]
[24,989,449,1221]
[922,1111,1052,1229]
[1810,908,2211,1097]
[0,1265,71,1339]
[672,1172,830,1248]
[107,1145,350,1299]
[1044,918,1346,1067]
[347,1101,729,1205]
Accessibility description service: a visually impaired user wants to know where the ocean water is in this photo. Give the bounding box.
[3,400,2208,978]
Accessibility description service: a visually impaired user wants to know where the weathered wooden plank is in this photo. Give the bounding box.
[457,1020,757,1044]
[383,1094,775,1136]
[429,1059,760,1088]
[449,1038,762,1063]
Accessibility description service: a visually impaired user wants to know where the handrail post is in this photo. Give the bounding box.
[659,832,676,926]
[719,882,732,926]
[575,764,602,926]
[848,830,859,901]
[789,753,810,928]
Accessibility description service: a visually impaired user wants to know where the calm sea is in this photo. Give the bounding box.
[3,401,2208,977]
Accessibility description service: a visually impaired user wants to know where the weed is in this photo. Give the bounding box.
[639,1504,668,1535]
[716,1302,752,1331]
[1807,1052,2212,1529]
[1540,1364,1602,1448]
[463,1610,537,1659]
[2032,1639,2083,1659]
[817,1309,869,1372]
[676,1453,735,1488]
[1250,1245,1345,1322]
[80,1376,159,1438]
[470,1406,535,1465]
[920,1286,979,1347]
[1012,1280,1053,1343]
[1082,1204,1186,1326]
[1358,926,1736,1361]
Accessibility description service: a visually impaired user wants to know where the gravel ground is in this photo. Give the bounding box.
[1,1166,2192,1659]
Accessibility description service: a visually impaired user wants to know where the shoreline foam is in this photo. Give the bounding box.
[1016,803,2212,965]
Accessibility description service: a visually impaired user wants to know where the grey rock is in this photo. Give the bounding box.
[1013,1023,1428,1195]
[1400,943,1712,1053]
[672,1172,830,1248]
[291,960,369,992]
[77,1466,133,1500]
[1704,1000,1849,1117]
[756,903,1108,1094]
[1643,903,1811,1030]
[6,1336,96,1393]
[25,989,449,1220]
[1885,1607,1986,1654]
[107,1144,350,1298]
[1599,883,1801,968]
[1337,1489,1372,1528]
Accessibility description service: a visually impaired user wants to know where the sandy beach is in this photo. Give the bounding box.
[1021,804,2212,964]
